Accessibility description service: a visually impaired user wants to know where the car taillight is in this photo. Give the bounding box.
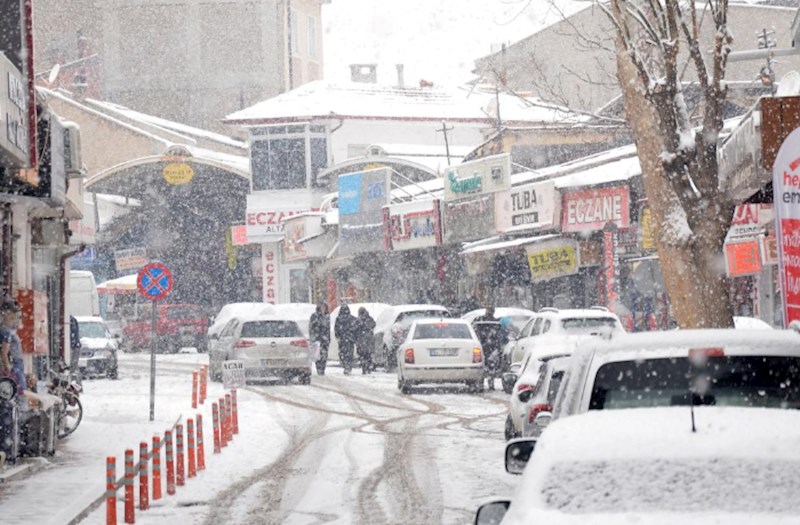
[528,403,553,424]
[290,339,308,348]
[516,384,535,394]
[689,347,725,358]
[234,339,256,348]
[404,348,415,364]
[472,347,482,363]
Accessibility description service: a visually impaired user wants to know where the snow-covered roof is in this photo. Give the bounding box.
[224,81,581,125]
[461,233,559,255]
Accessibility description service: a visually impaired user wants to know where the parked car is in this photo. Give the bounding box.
[328,303,391,363]
[504,354,569,441]
[261,303,315,337]
[477,406,800,524]
[397,318,484,394]
[75,316,118,379]
[209,315,311,384]
[122,303,209,353]
[374,304,452,370]
[505,307,623,366]
[208,302,273,352]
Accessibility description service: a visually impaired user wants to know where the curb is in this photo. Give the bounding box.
[0,457,50,483]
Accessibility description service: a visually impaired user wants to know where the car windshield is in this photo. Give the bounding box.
[79,322,107,338]
[166,306,204,319]
[413,323,472,340]
[241,321,302,338]
[561,318,618,334]
[541,458,800,514]
[589,356,800,410]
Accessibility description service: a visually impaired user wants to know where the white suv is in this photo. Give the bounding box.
[506,307,624,366]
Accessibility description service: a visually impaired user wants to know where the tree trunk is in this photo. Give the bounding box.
[614,42,735,329]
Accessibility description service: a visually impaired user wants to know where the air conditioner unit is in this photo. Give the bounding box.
[63,121,83,178]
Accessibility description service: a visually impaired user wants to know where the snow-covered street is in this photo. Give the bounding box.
[0,352,515,525]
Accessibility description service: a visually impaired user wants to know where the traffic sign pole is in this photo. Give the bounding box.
[150,299,157,421]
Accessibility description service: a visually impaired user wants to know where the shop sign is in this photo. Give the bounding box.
[231,225,249,246]
[0,53,28,167]
[163,163,194,185]
[338,168,391,255]
[443,194,496,244]
[245,192,312,243]
[761,236,779,266]
[603,228,620,307]
[717,108,763,202]
[726,203,774,241]
[283,215,325,263]
[725,241,762,277]
[383,200,442,252]
[773,128,800,324]
[495,180,558,233]
[114,247,148,272]
[443,153,511,202]
[562,185,630,233]
[262,243,280,304]
[525,238,580,282]
[639,206,656,251]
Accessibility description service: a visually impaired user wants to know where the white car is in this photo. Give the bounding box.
[328,302,391,362]
[461,307,536,339]
[261,303,316,337]
[75,316,118,379]
[374,304,452,370]
[208,302,274,352]
[396,318,484,394]
[506,307,623,365]
[209,315,311,384]
[505,353,568,441]
[733,315,774,330]
[477,407,800,524]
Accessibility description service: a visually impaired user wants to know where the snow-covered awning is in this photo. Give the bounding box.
[97,274,138,295]
[460,233,560,256]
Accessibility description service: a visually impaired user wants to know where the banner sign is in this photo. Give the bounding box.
[443,195,496,244]
[639,206,656,251]
[443,153,511,202]
[726,203,774,241]
[114,247,147,273]
[338,168,391,255]
[262,243,279,304]
[772,128,800,325]
[603,228,620,307]
[222,360,246,389]
[562,185,630,233]
[383,200,442,251]
[525,238,580,282]
[495,180,558,233]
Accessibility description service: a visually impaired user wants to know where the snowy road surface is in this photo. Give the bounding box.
[0,352,516,524]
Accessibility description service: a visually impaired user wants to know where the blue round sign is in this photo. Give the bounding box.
[137,262,173,301]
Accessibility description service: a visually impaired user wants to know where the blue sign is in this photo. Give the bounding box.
[137,263,173,301]
[70,246,96,265]
[338,172,363,216]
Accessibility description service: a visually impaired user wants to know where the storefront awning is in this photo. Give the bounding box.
[460,233,560,255]
[97,274,138,295]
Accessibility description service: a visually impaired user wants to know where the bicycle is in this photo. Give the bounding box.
[47,365,83,438]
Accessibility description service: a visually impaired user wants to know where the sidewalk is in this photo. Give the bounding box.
[0,456,49,484]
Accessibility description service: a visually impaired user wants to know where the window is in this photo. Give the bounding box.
[414,323,472,340]
[531,318,543,336]
[220,320,238,338]
[250,124,328,191]
[78,322,108,339]
[307,15,317,58]
[241,321,302,338]
[561,317,618,334]
[542,320,552,333]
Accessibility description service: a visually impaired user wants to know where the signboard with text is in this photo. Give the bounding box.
[115,247,148,273]
[443,154,511,202]
[726,203,774,241]
[222,360,246,389]
[262,243,280,303]
[495,180,558,233]
[245,192,312,243]
[525,238,579,282]
[383,199,442,252]
[338,168,391,255]
[561,185,630,233]
[443,195,496,244]
[772,128,800,325]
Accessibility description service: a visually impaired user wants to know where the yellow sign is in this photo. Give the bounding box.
[163,163,194,185]
[525,239,580,282]
[640,207,656,251]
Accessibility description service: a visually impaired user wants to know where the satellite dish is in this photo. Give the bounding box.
[776,71,800,97]
[47,63,61,84]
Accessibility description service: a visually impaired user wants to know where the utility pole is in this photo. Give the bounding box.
[436,121,454,166]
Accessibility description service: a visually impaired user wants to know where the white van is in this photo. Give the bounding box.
[68,271,100,318]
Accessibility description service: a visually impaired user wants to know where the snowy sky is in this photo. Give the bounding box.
[321,0,590,87]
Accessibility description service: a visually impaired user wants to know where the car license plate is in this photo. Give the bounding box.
[261,358,287,367]
[429,348,459,357]
[181,326,194,336]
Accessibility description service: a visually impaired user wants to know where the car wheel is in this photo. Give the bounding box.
[467,380,484,394]
[399,381,412,395]
[107,366,118,380]
[299,371,311,385]
[504,415,518,441]
[502,376,515,395]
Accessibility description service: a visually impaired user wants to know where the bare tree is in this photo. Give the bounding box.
[599,0,736,327]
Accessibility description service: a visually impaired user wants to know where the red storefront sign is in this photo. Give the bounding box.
[725,241,762,277]
[562,186,630,233]
[772,128,800,325]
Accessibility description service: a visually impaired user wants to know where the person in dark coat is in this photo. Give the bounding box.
[334,305,357,375]
[356,307,376,375]
[309,303,331,375]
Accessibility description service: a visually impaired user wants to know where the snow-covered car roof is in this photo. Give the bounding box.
[733,316,774,330]
[387,304,450,314]
[517,351,571,386]
[411,317,468,326]
[228,314,303,325]
[260,303,315,318]
[74,316,107,324]
[332,302,391,315]
[461,307,536,321]
[537,307,621,320]
[501,407,800,524]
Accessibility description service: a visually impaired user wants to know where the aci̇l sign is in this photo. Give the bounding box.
[772,127,800,326]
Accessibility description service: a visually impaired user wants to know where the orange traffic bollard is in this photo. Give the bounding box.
[212,402,221,453]
[219,398,229,447]
[231,389,239,435]
[138,442,149,511]
[199,366,207,404]
[106,457,117,525]
[176,424,185,486]
[192,371,198,409]
[196,414,206,470]
[165,430,175,495]
[124,449,135,524]
[187,418,197,478]
[224,394,233,443]
[152,436,162,501]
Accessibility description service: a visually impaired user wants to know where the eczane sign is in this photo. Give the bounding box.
[561,185,630,233]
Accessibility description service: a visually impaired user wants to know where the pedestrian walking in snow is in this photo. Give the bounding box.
[334,305,357,375]
[356,307,376,375]
[309,303,331,375]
